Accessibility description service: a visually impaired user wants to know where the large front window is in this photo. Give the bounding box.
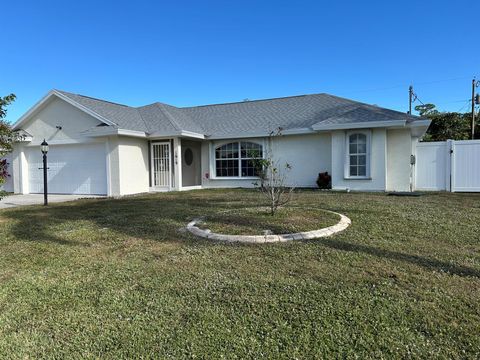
[215,141,263,177]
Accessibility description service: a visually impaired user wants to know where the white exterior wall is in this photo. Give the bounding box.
[386,129,412,192]
[201,133,332,188]
[12,143,29,194]
[12,96,110,195]
[117,136,150,195]
[270,133,332,187]
[22,97,102,143]
[331,128,387,191]
[9,97,151,197]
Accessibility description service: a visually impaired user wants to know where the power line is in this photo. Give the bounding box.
[435,99,471,105]
[455,99,471,113]
[350,75,475,95]
[413,76,472,87]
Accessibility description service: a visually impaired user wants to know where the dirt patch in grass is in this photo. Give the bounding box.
[198,206,340,235]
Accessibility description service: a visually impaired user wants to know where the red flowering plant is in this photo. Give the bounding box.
[0,158,9,191]
[0,94,16,200]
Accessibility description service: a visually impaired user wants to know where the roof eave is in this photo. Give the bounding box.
[12,90,117,131]
[407,119,431,137]
[148,130,205,139]
[83,127,147,138]
[312,120,407,131]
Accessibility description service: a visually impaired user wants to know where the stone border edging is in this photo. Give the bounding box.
[186,210,351,243]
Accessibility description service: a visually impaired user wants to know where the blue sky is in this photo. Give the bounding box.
[2,0,478,123]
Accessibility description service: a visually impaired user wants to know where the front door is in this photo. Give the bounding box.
[151,142,171,189]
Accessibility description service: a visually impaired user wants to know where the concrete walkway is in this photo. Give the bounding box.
[0,194,102,209]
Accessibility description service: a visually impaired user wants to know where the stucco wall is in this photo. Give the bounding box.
[270,133,332,187]
[11,97,109,194]
[201,133,332,188]
[116,136,149,196]
[386,129,412,192]
[11,135,147,197]
[11,143,29,194]
[12,97,151,196]
[331,128,387,191]
[22,97,102,143]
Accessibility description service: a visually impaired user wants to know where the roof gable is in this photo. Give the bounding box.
[12,90,117,131]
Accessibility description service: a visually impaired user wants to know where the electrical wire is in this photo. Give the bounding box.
[349,75,475,95]
[456,100,472,113]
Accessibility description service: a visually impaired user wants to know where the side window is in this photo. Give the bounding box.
[347,132,369,178]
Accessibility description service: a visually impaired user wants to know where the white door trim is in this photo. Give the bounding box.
[150,141,172,190]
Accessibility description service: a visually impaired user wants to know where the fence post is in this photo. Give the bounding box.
[447,139,455,192]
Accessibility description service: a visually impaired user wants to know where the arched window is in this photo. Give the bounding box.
[215,141,263,177]
[346,132,370,178]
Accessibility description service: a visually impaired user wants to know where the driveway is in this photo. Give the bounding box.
[0,194,103,209]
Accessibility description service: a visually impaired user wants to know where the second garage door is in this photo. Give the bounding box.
[27,143,108,195]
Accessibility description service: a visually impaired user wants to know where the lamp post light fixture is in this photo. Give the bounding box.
[40,139,49,206]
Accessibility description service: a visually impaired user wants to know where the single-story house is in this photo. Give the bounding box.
[5,90,430,196]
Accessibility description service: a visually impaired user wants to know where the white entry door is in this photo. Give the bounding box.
[26,143,107,195]
[151,142,171,189]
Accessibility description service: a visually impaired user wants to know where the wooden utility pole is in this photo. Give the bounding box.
[472,79,476,140]
[408,85,413,114]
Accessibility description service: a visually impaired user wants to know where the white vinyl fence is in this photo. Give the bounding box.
[415,140,480,192]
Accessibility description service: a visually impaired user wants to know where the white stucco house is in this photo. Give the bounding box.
[3,90,430,196]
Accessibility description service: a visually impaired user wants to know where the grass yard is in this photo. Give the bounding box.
[0,189,479,358]
[197,206,340,235]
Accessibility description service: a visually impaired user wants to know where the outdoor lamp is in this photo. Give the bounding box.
[40,139,49,205]
[41,139,49,154]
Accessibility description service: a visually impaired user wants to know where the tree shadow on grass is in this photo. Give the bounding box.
[316,237,480,278]
[3,193,479,279]
[0,195,253,246]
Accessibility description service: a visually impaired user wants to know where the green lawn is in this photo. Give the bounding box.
[198,206,340,235]
[0,189,479,358]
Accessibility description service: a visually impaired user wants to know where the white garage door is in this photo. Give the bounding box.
[27,143,107,195]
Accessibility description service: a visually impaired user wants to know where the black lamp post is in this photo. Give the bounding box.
[40,139,49,206]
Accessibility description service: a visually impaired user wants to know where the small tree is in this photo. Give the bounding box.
[252,130,295,215]
[0,94,16,199]
[414,103,479,141]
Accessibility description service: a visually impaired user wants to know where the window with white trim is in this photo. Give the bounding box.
[215,141,263,177]
[346,132,370,178]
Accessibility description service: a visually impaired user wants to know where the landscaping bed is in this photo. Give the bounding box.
[197,206,340,235]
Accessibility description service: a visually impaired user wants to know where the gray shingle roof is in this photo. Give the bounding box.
[56,90,424,137]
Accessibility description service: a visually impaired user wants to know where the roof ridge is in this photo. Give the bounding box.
[155,103,182,131]
[322,93,422,119]
[179,93,327,109]
[55,89,130,107]
[135,107,152,134]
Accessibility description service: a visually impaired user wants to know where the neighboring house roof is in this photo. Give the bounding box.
[16,89,429,138]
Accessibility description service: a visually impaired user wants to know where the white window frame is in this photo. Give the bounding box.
[344,130,371,179]
[210,140,265,180]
